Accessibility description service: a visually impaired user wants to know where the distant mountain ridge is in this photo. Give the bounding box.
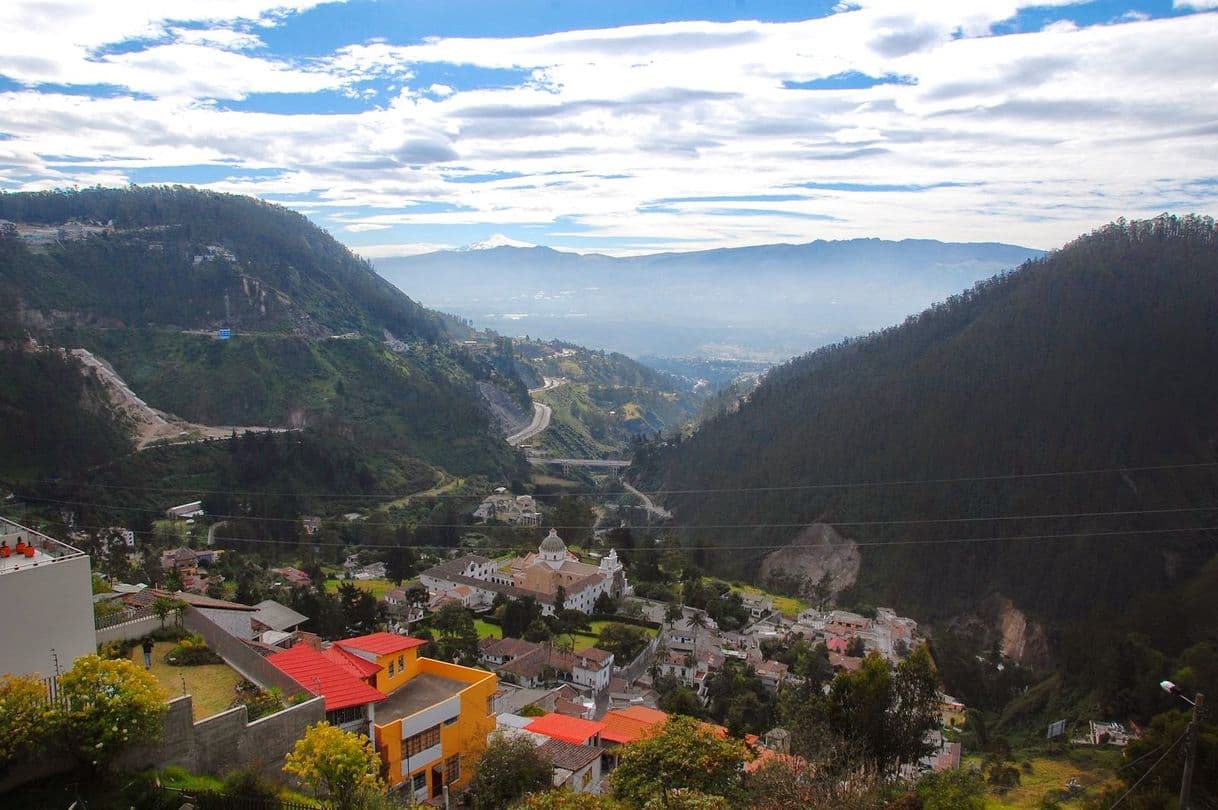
[377,237,1042,359]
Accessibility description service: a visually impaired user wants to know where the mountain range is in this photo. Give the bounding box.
[375,239,1042,360]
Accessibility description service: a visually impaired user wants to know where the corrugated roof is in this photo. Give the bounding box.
[525,713,605,744]
[336,632,426,656]
[251,599,309,631]
[601,706,668,744]
[268,645,386,711]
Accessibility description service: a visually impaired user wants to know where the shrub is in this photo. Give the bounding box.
[221,765,280,800]
[165,634,222,666]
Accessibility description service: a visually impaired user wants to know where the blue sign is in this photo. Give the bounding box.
[217,328,232,340]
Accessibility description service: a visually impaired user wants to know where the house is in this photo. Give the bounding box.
[825,610,870,637]
[480,636,615,695]
[419,531,629,616]
[177,592,260,639]
[473,492,542,527]
[536,738,603,793]
[525,713,605,746]
[269,632,497,804]
[270,566,312,587]
[165,501,204,520]
[600,705,669,746]
[741,593,774,620]
[0,517,95,677]
[250,599,309,646]
[755,659,789,692]
[301,516,322,536]
[657,650,712,698]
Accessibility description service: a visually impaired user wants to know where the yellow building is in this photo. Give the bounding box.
[274,632,497,804]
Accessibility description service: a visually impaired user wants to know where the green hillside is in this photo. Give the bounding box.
[638,215,1218,629]
[0,187,525,487]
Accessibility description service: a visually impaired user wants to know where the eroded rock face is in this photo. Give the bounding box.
[760,522,860,599]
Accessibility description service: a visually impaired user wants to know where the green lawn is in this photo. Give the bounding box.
[324,577,398,598]
[964,752,1122,809]
[132,641,243,720]
[475,618,655,651]
[733,583,808,617]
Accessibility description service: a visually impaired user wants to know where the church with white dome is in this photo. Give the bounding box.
[418,529,630,615]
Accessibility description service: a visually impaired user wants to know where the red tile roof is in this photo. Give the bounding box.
[323,645,382,679]
[525,713,606,744]
[268,645,387,711]
[335,632,426,657]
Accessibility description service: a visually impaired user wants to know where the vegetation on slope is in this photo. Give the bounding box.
[638,214,1218,626]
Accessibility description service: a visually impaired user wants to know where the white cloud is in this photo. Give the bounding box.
[1174,0,1218,9]
[0,3,1216,252]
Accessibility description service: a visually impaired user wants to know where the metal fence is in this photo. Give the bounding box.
[95,603,156,630]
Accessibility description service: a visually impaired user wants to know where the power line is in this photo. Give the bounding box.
[13,492,1218,531]
[14,459,1218,502]
[1109,730,1188,808]
[48,523,1218,554]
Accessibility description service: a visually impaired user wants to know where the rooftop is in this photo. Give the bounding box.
[336,631,427,657]
[267,644,387,711]
[376,673,468,724]
[0,517,86,575]
[601,706,669,744]
[526,713,606,744]
[251,599,310,631]
[536,738,602,772]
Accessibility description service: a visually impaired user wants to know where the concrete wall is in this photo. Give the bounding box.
[0,554,96,677]
[184,606,306,695]
[0,693,326,794]
[119,693,326,777]
[95,613,162,645]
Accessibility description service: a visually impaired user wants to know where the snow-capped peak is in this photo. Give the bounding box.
[457,234,536,251]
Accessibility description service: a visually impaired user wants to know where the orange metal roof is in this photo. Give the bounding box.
[336,631,426,657]
[525,713,606,744]
[268,645,387,711]
[601,706,670,744]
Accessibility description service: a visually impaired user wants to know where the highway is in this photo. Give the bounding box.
[507,401,553,446]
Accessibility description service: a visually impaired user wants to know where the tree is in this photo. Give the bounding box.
[745,754,885,810]
[845,637,866,657]
[524,617,554,644]
[430,602,481,666]
[611,715,747,807]
[385,535,417,585]
[665,602,685,623]
[337,582,381,634]
[0,674,55,768]
[503,596,543,638]
[914,768,986,810]
[595,623,651,663]
[593,591,619,614]
[283,722,386,808]
[468,732,552,809]
[57,654,168,771]
[153,595,176,628]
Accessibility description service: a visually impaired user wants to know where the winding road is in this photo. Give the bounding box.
[507,376,566,446]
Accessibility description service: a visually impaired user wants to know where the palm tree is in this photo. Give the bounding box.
[686,610,710,659]
[152,596,175,628]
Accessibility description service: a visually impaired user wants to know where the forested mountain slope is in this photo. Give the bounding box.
[0,187,523,484]
[636,215,1218,633]
[0,186,454,340]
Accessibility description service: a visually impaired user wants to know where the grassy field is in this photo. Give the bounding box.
[733,583,809,616]
[967,750,1122,809]
[132,641,243,720]
[324,577,398,598]
[474,618,656,650]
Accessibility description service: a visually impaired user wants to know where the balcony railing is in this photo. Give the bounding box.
[0,516,86,574]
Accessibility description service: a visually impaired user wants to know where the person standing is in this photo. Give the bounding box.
[142,637,155,670]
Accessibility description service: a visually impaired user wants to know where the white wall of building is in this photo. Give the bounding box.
[0,555,96,677]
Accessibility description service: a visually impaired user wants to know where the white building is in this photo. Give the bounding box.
[419,530,629,616]
[0,517,96,677]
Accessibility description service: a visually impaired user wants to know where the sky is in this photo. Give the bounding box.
[0,1,1216,257]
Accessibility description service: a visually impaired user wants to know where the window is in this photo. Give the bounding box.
[486,695,495,716]
[326,706,363,726]
[412,772,427,793]
[404,725,441,757]
[398,654,405,669]
[444,754,461,784]
[581,771,592,788]
[443,716,457,726]
[389,661,395,676]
